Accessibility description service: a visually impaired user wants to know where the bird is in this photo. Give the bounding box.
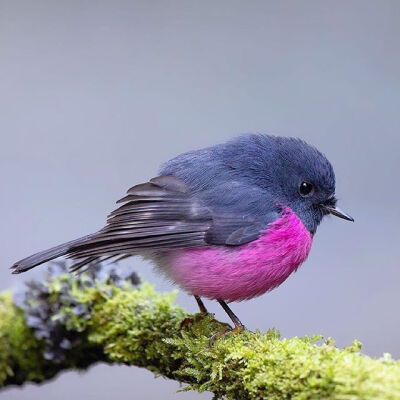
[12,134,353,342]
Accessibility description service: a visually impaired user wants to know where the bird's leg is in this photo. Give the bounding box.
[194,295,208,314]
[180,295,209,328]
[209,299,245,346]
[180,296,231,331]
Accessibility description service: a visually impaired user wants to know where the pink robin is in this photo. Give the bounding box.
[12,134,353,342]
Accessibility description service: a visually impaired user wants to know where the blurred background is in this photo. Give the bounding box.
[0,1,399,398]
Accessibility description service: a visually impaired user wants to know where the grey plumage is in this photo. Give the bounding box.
[12,167,276,273]
[11,234,96,273]
[11,134,340,274]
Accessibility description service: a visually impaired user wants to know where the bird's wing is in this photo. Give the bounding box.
[68,176,211,260]
[68,175,280,262]
[198,180,280,245]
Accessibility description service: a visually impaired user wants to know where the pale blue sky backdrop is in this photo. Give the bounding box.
[1,1,399,398]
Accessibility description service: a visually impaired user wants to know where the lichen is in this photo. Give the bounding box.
[0,292,49,385]
[1,264,400,399]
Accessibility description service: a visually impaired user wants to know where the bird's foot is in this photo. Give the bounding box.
[180,315,199,329]
[209,323,245,347]
[180,313,232,331]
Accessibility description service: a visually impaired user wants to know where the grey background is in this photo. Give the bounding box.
[1,1,399,399]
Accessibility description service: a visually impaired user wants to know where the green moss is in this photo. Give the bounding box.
[66,278,400,399]
[0,293,49,385]
[71,282,188,376]
[1,273,400,399]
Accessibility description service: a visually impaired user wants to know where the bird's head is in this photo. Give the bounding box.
[223,135,354,234]
[265,136,353,233]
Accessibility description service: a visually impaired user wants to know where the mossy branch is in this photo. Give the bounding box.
[1,266,400,399]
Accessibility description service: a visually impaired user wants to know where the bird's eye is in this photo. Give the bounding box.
[299,181,314,197]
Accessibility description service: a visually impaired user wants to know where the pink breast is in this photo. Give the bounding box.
[161,207,313,302]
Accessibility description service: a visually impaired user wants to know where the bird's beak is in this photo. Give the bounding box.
[320,204,354,222]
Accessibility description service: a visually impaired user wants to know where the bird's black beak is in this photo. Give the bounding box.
[320,204,354,222]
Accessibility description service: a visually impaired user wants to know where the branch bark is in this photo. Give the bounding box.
[1,266,399,399]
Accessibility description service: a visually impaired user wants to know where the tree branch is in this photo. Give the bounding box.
[1,264,400,399]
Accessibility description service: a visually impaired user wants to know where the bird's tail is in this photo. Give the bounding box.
[11,234,96,274]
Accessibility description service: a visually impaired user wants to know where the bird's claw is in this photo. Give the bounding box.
[209,323,245,347]
[180,316,196,329]
[180,313,232,331]
[179,313,216,329]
